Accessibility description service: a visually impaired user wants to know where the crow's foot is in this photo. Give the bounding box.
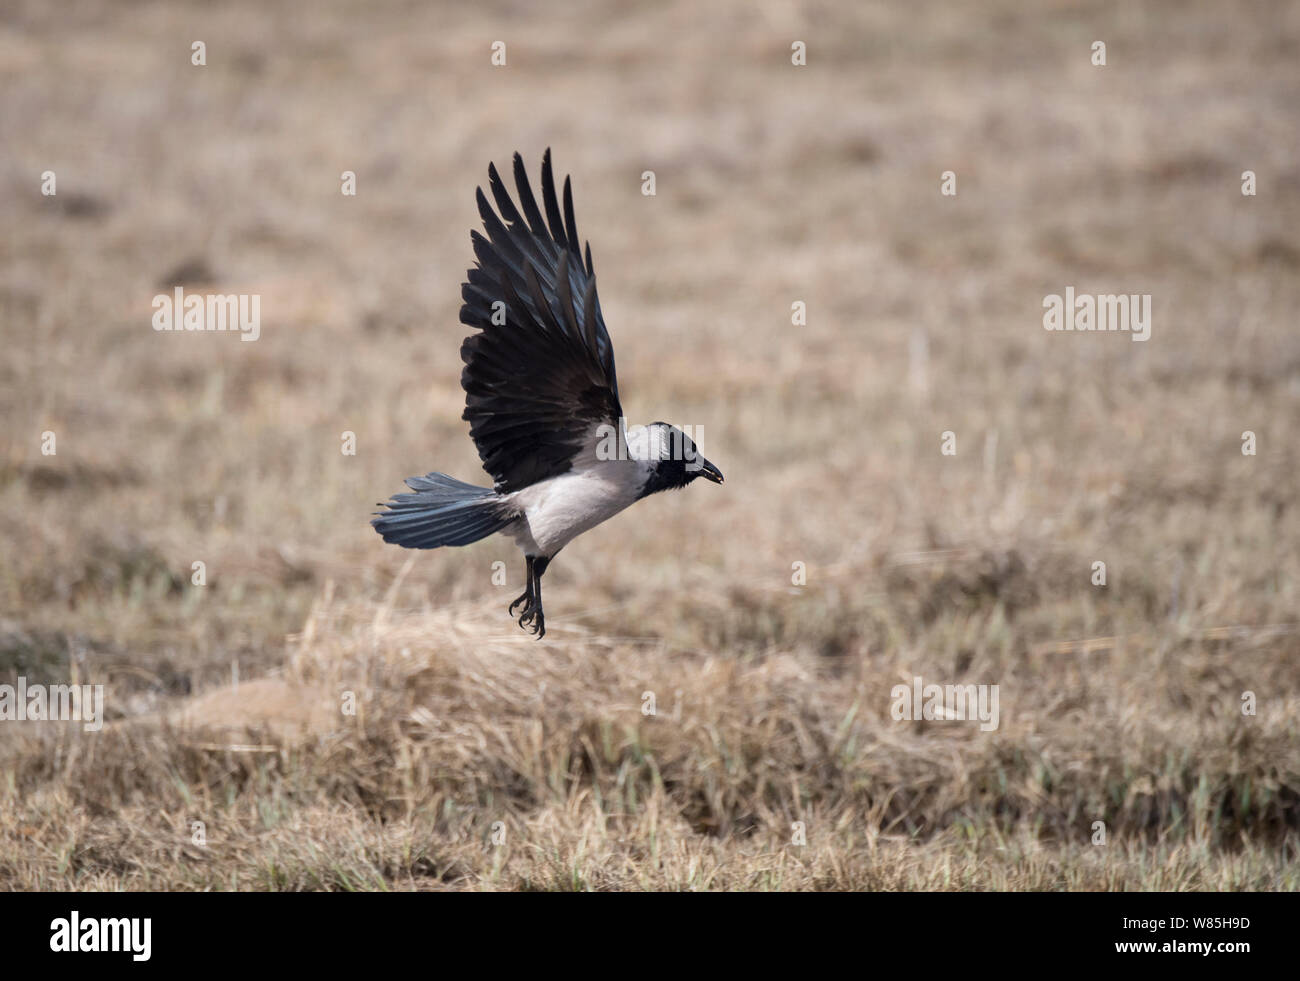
[516,599,545,639]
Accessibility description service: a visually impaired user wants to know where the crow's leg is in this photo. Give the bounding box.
[531,557,548,639]
[516,555,541,631]
[517,556,549,639]
[509,556,534,617]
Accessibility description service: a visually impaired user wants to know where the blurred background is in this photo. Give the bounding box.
[2,0,1299,889]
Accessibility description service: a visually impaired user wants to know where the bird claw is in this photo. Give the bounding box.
[508,556,546,639]
[515,602,546,639]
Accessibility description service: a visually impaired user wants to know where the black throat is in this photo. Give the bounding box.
[636,460,695,500]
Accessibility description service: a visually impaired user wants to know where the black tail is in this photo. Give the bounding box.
[371,472,514,549]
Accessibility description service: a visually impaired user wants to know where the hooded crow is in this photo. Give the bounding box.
[372,150,723,638]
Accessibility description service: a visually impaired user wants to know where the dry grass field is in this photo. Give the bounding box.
[2,0,1299,890]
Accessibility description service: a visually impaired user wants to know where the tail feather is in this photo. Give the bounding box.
[372,472,514,549]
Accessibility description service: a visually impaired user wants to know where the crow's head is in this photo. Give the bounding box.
[633,421,723,497]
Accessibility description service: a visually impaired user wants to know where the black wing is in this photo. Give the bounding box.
[459,149,622,494]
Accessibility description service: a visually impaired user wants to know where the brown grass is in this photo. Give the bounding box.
[2,0,1299,889]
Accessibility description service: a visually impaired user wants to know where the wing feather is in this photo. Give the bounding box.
[459,150,622,493]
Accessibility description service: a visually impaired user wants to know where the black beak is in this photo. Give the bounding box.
[698,459,724,484]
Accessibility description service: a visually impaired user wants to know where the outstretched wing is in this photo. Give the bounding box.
[459,149,622,494]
